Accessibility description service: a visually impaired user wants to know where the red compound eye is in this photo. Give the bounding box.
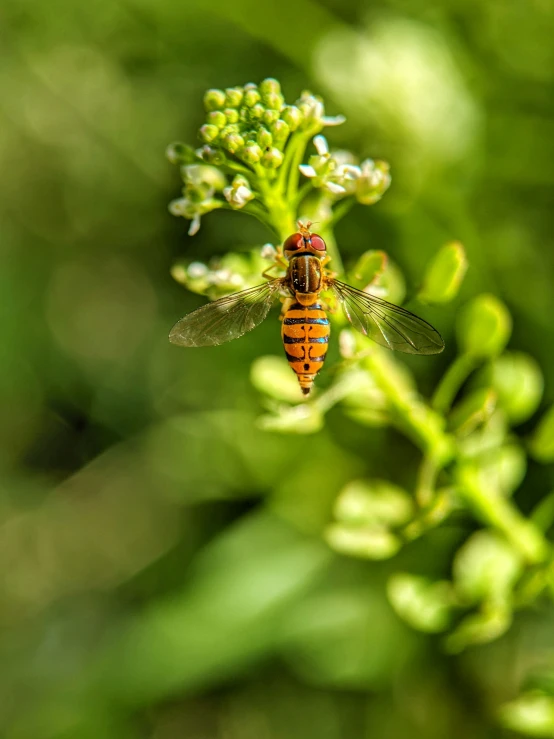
[283,232,304,251]
[310,234,326,251]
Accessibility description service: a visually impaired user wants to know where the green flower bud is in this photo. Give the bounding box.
[445,605,512,653]
[281,105,302,131]
[349,250,387,289]
[250,356,303,403]
[453,531,522,603]
[197,145,226,165]
[224,87,243,107]
[259,77,281,97]
[222,132,245,154]
[250,103,265,120]
[224,108,239,124]
[220,124,239,139]
[203,88,226,111]
[418,241,468,305]
[241,143,263,165]
[262,109,280,126]
[450,388,497,437]
[334,479,413,528]
[500,693,554,737]
[325,524,401,560]
[262,147,284,169]
[479,352,543,424]
[256,127,273,148]
[530,405,554,463]
[206,110,226,129]
[387,573,453,633]
[244,88,261,107]
[456,294,512,358]
[199,124,219,144]
[263,92,284,110]
[166,142,197,165]
[271,119,290,143]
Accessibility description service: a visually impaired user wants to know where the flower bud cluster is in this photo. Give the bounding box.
[195,79,344,170]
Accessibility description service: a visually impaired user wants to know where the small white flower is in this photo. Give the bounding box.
[223,175,254,209]
[261,243,277,260]
[313,135,329,155]
[188,214,201,236]
[325,181,346,195]
[187,262,209,278]
[212,269,233,284]
[322,114,346,127]
[298,164,318,178]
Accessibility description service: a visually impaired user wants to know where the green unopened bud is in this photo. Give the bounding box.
[262,109,280,126]
[224,87,243,108]
[197,145,225,165]
[221,109,237,125]
[166,142,197,165]
[500,693,554,736]
[258,404,324,434]
[480,352,543,425]
[419,241,468,304]
[257,127,273,148]
[349,250,387,289]
[271,119,290,144]
[199,124,219,144]
[263,92,284,110]
[457,294,512,358]
[244,88,261,107]
[445,605,512,653]
[262,147,284,169]
[259,77,281,97]
[250,356,303,403]
[222,133,245,154]
[241,143,263,165]
[203,88,226,111]
[453,531,522,604]
[220,124,239,140]
[334,479,413,528]
[206,110,226,129]
[325,524,401,560]
[387,573,453,633]
[250,103,265,120]
[450,388,497,437]
[281,105,302,131]
[530,405,554,463]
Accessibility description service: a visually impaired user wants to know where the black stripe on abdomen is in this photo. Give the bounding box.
[283,317,329,325]
[283,335,304,344]
[308,336,329,343]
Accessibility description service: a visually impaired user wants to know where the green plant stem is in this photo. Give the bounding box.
[432,353,478,414]
[362,350,454,464]
[415,455,440,508]
[457,464,550,564]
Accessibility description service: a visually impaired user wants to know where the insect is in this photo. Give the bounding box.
[169,222,444,395]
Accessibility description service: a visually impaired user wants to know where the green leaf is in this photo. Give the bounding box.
[456,294,512,358]
[387,573,453,633]
[251,355,304,403]
[499,692,554,737]
[449,388,497,436]
[333,479,414,528]
[453,530,523,603]
[479,352,544,424]
[531,405,554,463]
[418,241,468,304]
[325,524,401,560]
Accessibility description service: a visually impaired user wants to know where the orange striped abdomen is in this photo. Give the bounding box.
[281,300,330,395]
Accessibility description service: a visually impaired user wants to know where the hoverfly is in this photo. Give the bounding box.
[169,222,444,395]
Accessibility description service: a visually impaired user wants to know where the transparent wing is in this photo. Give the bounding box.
[169,279,284,347]
[331,279,444,355]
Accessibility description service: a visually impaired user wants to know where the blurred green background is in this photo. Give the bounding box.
[2,0,554,736]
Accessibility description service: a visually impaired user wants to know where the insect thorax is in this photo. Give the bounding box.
[288,253,322,295]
